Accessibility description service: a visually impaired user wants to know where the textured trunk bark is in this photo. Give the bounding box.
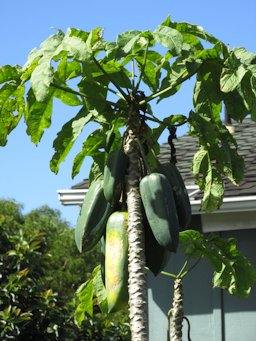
[169,278,183,341]
[124,115,148,341]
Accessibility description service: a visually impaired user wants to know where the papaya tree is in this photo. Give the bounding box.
[1,16,256,340]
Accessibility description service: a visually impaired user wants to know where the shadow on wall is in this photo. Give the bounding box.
[148,228,256,316]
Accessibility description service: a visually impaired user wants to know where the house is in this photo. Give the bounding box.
[58,118,256,341]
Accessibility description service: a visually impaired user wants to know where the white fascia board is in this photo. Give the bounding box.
[58,186,256,214]
[57,189,88,206]
[191,195,256,214]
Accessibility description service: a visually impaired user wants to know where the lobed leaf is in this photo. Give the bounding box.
[153,25,183,56]
[92,265,108,313]
[30,60,54,102]
[72,128,106,178]
[0,80,25,145]
[220,51,247,93]
[50,107,93,174]
[180,230,256,298]
[25,88,55,144]
[201,167,224,211]
[0,65,21,84]
[74,279,94,327]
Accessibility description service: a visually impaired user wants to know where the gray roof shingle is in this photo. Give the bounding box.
[159,118,256,198]
[73,119,256,198]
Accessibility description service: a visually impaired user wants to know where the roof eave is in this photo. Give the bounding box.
[57,188,256,213]
[191,195,256,214]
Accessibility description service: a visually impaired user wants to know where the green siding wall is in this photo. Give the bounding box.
[147,229,256,341]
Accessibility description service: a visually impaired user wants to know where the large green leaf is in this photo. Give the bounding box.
[72,128,106,178]
[179,230,256,298]
[52,28,92,62]
[116,30,154,56]
[30,60,54,102]
[92,265,108,313]
[74,279,94,327]
[193,60,222,121]
[192,147,208,185]
[0,72,25,145]
[223,86,249,121]
[78,75,109,111]
[157,56,201,103]
[25,88,55,144]
[173,21,222,46]
[54,88,82,106]
[50,107,93,174]
[220,51,247,93]
[190,111,243,211]
[241,72,256,120]
[135,54,160,91]
[0,65,21,84]
[192,145,224,211]
[55,58,81,82]
[22,30,65,83]
[153,25,183,56]
[202,166,224,211]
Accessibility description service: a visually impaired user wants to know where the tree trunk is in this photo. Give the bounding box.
[169,278,183,341]
[124,115,148,341]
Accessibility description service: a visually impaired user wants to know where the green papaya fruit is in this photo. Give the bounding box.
[157,163,191,230]
[139,173,179,252]
[144,213,171,276]
[105,211,129,313]
[75,180,112,252]
[103,150,128,206]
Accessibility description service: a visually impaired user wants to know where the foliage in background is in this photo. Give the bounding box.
[0,199,130,340]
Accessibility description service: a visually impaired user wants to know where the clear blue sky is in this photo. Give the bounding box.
[0,0,255,227]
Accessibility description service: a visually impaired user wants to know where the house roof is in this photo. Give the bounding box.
[58,118,256,210]
[158,118,256,198]
[72,119,256,197]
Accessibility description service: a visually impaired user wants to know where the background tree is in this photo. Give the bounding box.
[24,205,99,297]
[1,16,256,340]
[0,199,130,340]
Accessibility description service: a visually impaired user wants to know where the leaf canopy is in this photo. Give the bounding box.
[1,16,255,211]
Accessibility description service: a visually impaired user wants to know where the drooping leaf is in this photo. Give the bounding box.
[78,75,109,111]
[92,265,108,313]
[116,30,153,56]
[201,167,224,211]
[0,65,21,84]
[135,54,160,91]
[241,72,256,120]
[189,111,245,211]
[22,30,65,82]
[192,147,208,182]
[54,88,82,106]
[0,74,25,145]
[25,88,55,144]
[223,86,249,121]
[89,154,105,184]
[52,28,93,62]
[50,107,93,174]
[233,47,256,65]
[116,30,141,54]
[193,60,222,121]
[74,279,94,327]
[179,229,206,258]
[30,60,54,102]
[168,18,222,46]
[55,57,82,82]
[220,51,247,93]
[72,128,105,178]
[179,230,256,298]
